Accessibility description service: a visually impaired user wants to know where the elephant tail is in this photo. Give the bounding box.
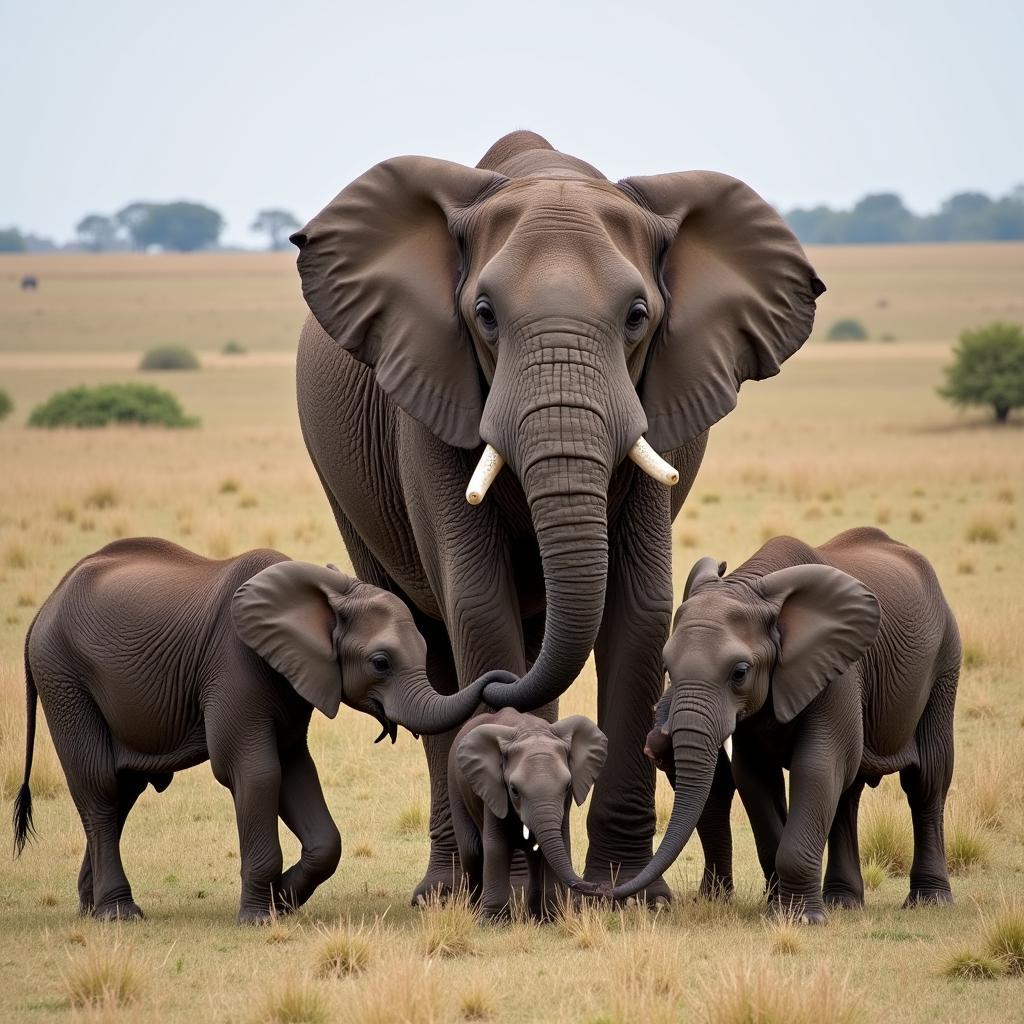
[13,631,38,856]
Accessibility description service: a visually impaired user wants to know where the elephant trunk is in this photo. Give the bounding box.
[530,810,588,891]
[611,695,723,900]
[385,669,514,736]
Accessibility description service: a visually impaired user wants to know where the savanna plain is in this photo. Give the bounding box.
[1,243,1023,1023]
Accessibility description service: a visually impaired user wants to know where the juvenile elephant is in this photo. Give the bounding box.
[449,709,606,919]
[14,538,500,923]
[293,129,823,901]
[616,528,961,921]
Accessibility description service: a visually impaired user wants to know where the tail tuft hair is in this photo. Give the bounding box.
[13,782,34,857]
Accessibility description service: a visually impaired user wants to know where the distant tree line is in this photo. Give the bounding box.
[784,186,1024,244]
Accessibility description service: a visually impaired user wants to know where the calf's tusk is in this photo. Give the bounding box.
[628,437,679,486]
[723,735,733,762]
[466,444,505,505]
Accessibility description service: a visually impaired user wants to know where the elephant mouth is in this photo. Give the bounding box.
[368,699,399,745]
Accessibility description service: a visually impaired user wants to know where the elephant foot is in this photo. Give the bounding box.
[823,888,864,910]
[771,893,827,925]
[93,900,144,922]
[411,854,463,907]
[237,907,278,926]
[902,887,953,909]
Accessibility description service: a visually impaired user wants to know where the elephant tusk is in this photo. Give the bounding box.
[627,437,679,486]
[522,824,530,841]
[466,444,506,505]
[723,735,733,762]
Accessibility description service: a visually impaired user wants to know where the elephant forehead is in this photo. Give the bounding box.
[469,180,662,277]
[667,594,764,656]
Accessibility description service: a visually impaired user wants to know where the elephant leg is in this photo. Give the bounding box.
[209,720,284,924]
[45,694,143,921]
[587,473,673,901]
[76,770,148,915]
[695,748,736,900]
[275,744,342,913]
[774,744,847,924]
[901,664,957,908]
[450,795,484,906]
[823,779,866,909]
[732,745,787,900]
[480,814,513,922]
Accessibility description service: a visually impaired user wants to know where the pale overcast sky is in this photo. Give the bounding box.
[2,0,1021,245]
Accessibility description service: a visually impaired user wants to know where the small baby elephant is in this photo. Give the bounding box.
[618,527,960,922]
[15,538,497,923]
[448,708,607,920]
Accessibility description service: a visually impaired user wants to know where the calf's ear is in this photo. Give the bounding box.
[456,724,518,818]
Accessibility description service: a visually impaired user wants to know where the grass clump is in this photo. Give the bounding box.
[222,339,247,354]
[861,858,887,892]
[63,938,145,1010]
[251,976,329,1024]
[343,960,446,1024]
[139,344,200,371]
[419,889,477,958]
[966,512,1002,544]
[0,389,13,421]
[860,791,913,876]
[396,801,427,836]
[555,892,609,950]
[704,962,860,1024]
[28,383,199,428]
[945,807,990,873]
[983,900,1024,974]
[458,979,497,1020]
[84,483,119,510]
[827,318,869,341]
[314,919,375,978]
[765,910,803,955]
[3,542,30,569]
[941,948,1004,980]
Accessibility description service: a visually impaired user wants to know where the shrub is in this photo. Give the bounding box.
[222,339,247,355]
[28,383,198,429]
[138,344,200,371]
[0,389,12,421]
[827,318,869,341]
[939,321,1024,423]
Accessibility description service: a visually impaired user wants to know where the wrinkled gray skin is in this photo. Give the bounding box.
[14,538,503,924]
[620,528,961,922]
[449,709,606,920]
[294,130,822,902]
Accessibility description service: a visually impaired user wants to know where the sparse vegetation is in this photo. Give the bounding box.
[827,318,869,341]
[63,939,145,1010]
[859,786,913,876]
[223,339,247,355]
[703,963,861,1024]
[139,344,201,371]
[314,919,375,978]
[251,976,329,1024]
[945,806,990,873]
[419,890,477,958]
[28,383,199,428]
[0,390,12,421]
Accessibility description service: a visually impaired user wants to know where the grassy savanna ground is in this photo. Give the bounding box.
[0,244,1022,1023]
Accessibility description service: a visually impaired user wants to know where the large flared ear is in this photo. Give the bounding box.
[291,157,507,450]
[757,564,880,724]
[618,171,825,452]
[456,724,518,818]
[551,716,608,806]
[231,561,357,719]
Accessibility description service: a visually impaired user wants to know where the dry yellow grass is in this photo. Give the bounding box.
[1,247,1023,1023]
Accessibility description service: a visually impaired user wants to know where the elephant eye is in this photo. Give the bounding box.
[508,782,520,799]
[730,662,751,686]
[625,299,649,333]
[369,653,392,676]
[475,297,497,332]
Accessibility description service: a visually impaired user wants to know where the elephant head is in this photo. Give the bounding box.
[456,713,607,890]
[614,555,881,899]
[231,561,505,737]
[291,132,824,714]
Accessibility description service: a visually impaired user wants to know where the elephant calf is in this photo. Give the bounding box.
[617,527,960,922]
[448,709,607,920]
[14,538,497,923]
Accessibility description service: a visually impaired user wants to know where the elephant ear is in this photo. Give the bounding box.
[291,157,507,450]
[757,564,881,724]
[551,716,608,806]
[231,561,357,719]
[683,556,727,600]
[619,171,825,452]
[456,724,518,818]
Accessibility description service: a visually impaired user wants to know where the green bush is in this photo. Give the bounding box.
[939,321,1024,424]
[0,389,12,421]
[826,318,869,341]
[138,345,200,371]
[28,383,199,429]
[222,339,246,355]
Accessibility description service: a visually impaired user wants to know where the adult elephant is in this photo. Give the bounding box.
[292,131,823,902]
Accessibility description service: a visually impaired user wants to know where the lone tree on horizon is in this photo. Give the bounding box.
[251,208,300,251]
[939,321,1024,424]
